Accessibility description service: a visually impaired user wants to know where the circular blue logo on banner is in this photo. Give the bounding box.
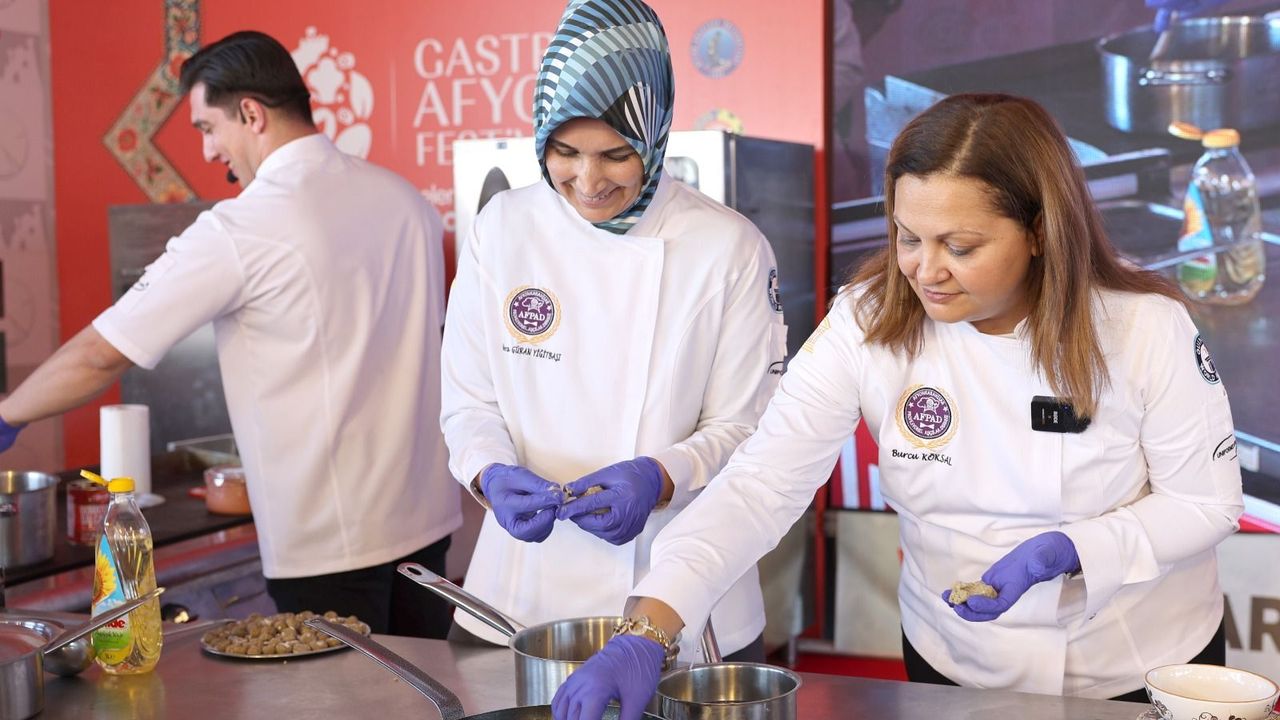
[691,19,744,78]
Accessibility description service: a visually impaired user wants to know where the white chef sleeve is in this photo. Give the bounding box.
[649,228,788,510]
[92,209,246,369]
[439,215,519,495]
[1060,295,1243,619]
[634,292,867,630]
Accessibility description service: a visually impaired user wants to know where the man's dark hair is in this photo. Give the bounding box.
[179,30,313,124]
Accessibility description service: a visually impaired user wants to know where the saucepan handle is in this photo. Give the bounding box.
[306,618,467,720]
[43,586,165,654]
[397,563,525,638]
[1139,66,1231,86]
[700,617,723,665]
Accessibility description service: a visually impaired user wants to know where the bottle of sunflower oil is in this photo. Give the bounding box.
[84,470,163,674]
[1176,128,1266,304]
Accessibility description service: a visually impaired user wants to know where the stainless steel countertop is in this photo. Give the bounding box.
[40,633,1150,719]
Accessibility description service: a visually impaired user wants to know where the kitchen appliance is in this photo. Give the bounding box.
[107,202,228,454]
[452,131,817,361]
[307,618,662,720]
[1098,15,1280,134]
[0,471,59,568]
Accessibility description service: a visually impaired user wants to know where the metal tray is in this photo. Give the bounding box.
[200,620,370,661]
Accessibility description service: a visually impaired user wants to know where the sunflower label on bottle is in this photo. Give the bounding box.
[1177,182,1217,295]
[92,533,135,665]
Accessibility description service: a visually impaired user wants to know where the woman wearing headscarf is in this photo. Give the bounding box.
[438,0,786,663]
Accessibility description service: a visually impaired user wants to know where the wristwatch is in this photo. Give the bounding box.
[613,616,680,669]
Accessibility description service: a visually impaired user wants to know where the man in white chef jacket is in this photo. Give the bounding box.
[0,31,460,637]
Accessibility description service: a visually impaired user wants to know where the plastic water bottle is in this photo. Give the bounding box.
[1176,128,1266,305]
[85,470,163,674]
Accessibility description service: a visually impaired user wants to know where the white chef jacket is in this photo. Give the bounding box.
[94,134,461,578]
[635,286,1243,697]
[440,174,786,657]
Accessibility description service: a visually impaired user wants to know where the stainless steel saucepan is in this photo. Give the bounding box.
[653,613,800,720]
[0,586,165,720]
[656,661,801,720]
[307,618,661,720]
[398,562,650,706]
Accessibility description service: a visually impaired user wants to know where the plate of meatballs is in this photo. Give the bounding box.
[201,611,370,660]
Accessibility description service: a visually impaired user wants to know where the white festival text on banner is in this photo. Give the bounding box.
[411,33,552,168]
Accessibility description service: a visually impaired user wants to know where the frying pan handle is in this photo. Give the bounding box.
[306,618,467,720]
[397,563,525,638]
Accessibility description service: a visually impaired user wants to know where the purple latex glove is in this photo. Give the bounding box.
[551,634,665,720]
[557,457,663,545]
[481,464,563,543]
[1146,0,1229,32]
[944,531,1081,622]
[0,414,24,454]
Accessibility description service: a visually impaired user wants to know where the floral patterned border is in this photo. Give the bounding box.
[101,0,199,203]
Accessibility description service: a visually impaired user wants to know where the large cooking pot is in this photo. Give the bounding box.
[398,563,664,706]
[307,618,662,720]
[0,587,164,720]
[0,471,60,568]
[1098,15,1280,133]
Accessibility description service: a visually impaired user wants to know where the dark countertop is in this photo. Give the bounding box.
[5,451,253,587]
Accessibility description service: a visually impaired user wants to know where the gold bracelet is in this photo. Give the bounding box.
[469,471,493,510]
[612,616,679,666]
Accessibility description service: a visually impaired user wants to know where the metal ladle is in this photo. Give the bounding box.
[39,586,166,675]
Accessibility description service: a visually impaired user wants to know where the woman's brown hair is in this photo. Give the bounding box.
[849,93,1181,418]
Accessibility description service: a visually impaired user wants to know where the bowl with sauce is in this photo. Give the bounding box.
[202,466,251,516]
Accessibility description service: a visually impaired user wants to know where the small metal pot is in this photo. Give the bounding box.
[658,662,802,720]
[0,471,61,568]
[398,563,638,706]
[1098,16,1280,134]
[0,619,54,720]
[307,619,662,720]
[0,613,96,676]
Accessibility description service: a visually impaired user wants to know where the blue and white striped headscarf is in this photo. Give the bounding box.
[534,0,674,235]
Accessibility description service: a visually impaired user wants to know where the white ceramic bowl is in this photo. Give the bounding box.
[1145,664,1279,720]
